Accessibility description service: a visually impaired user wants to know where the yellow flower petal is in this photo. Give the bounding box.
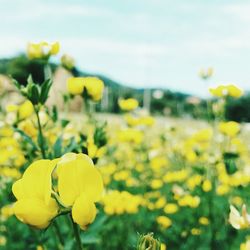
[72,194,97,230]
[13,198,58,229]
[57,153,103,206]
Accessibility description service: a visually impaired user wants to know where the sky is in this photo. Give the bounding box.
[1,0,250,96]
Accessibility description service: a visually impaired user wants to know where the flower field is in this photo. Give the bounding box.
[0,42,250,250]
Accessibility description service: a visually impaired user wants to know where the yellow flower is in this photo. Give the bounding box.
[118,98,139,111]
[27,41,60,59]
[240,240,250,250]
[12,160,59,229]
[67,77,104,101]
[202,179,212,192]
[209,85,226,97]
[209,84,243,98]
[61,54,75,70]
[161,243,167,250]
[227,84,243,98]
[219,121,240,137]
[56,153,103,229]
[156,216,172,228]
[150,179,163,189]
[67,77,85,95]
[229,205,250,230]
[1,205,14,220]
[84,77,104,101]
[216,184,230,195]
[6,104,18,112]
[164,203,179,214]
[199,217,209,225]
[191,228,201,235]
[102,190,142,215]
[18,100,34,119]
[6,100,33,120]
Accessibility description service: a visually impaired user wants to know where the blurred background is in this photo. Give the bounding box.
[1,0,250,120]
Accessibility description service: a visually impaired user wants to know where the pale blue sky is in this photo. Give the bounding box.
[1,0,250,96]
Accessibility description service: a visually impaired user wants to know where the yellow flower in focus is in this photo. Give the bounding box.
[119,98,139,111]
[84,77,104,101]
[67,77,85,95]
[56,153,103,229]
[157,216,172,228]
[12,160,59,229]
[27,41,60,59]
[229,205,250,230]
[219,121,240,137]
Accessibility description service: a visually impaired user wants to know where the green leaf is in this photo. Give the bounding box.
[12,78,21,89]
[53,136,62,157]
[29,84,40,105]
[61,119,70,128]
[27,74,34,85]
[52,105,58,122]
[14,128,38,151]
[40,79,52,104]
[62,137,78,154]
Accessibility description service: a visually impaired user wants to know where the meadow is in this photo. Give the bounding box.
[0,42,250,250]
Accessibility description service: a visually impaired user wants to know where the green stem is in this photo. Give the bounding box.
[53,220,64,248]
[34,107,46,159]
[70,215,83,250]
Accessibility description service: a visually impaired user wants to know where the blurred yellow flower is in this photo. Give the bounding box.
[67,77,104,101]
[219,121,240,137]
[6,100,33,120]
[27,41,60,59]
[67,77,85,95]
[209,84,243,98]
[61,54,75,70]
[164,203,179,214]
[119,98,139,111]
[199,217,209,225]
[84,77,104,101]
[157,216,172,228]
[202,179,212,192]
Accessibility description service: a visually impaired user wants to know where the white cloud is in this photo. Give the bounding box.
[223,3,250,22]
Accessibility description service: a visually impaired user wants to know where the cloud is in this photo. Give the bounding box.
[223,3,250,22]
